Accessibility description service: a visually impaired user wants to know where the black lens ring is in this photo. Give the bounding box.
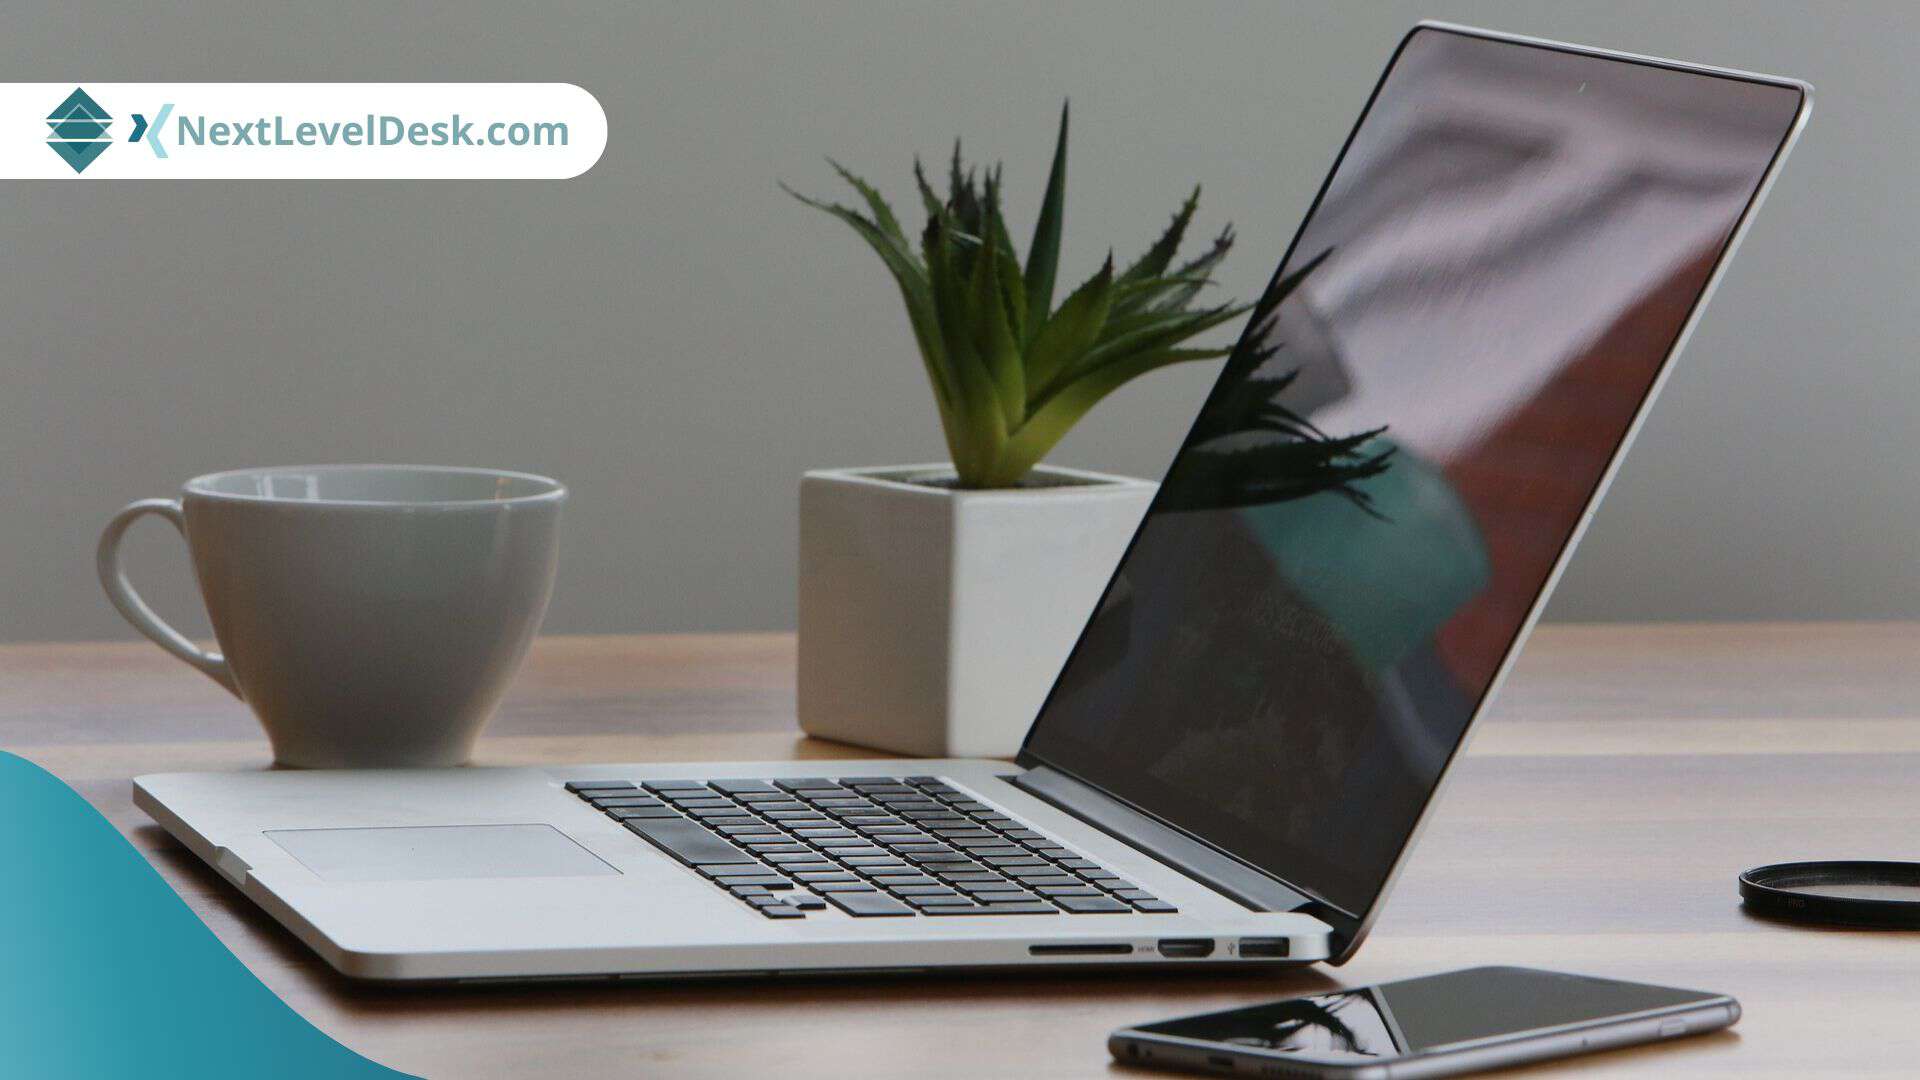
[1740,861,1920,929]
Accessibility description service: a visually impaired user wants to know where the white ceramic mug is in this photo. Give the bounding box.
[97,465,565,768]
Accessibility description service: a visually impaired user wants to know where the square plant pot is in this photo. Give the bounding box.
[798,463,1155,758]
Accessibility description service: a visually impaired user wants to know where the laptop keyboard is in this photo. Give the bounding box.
[564,775,1178,920]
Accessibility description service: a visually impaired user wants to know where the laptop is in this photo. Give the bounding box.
[135,24,1809,982]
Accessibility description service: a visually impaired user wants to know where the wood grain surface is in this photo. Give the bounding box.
[5,624,1918,1077]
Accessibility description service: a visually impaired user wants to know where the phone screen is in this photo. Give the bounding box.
[1132,967,1723,1062]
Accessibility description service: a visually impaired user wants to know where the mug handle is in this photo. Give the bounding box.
[96,498,240,697]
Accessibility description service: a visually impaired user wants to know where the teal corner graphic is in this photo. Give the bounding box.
[0,752,414,1078]
[47,87,113,173]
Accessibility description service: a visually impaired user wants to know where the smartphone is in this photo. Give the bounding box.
[1109,966,1739,1078]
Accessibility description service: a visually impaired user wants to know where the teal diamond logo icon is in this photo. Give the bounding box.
[46,87,113,173]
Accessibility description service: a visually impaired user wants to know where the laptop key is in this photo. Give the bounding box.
[758,905,806,919]
[695,862,764,876]
[588,795,666,808]
[976,902,1059,915]
[949,880,1019,893]
[1036,885,1101,897]
[707,873,792,889]
[1132,900,1178,913]
[606,807,681,821]
[1055,895,1129,913]
[925,860,987,874]
[789,895,828,911]
[1006,868,1082,887]
[763,854,833,867]
[625,818,757,866]
[711,780,780,794]
[954,845,1025,858]
[811,881,876,893]
[822,891,914,917]
[639,780,705,792]
[566,780,636,793]
[906,895,977,907]
[966,889,1042,903]
[890,885,960,897]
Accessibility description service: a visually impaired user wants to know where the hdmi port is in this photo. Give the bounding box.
[1157,938,1215,958]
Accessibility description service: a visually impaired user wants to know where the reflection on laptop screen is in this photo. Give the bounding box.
[1023,27,1804,917]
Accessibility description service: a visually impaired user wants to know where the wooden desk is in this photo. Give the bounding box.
[6,624,1918,1077]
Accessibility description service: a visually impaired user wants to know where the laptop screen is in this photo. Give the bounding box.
[1021,26,1805,919]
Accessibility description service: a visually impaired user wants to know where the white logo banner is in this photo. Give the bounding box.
[6,83,606,178]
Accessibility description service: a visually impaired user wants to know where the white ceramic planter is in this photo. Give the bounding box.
[798,464,1155,758]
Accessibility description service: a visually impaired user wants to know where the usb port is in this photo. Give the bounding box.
[1157,938,1215,958]
[1237,937,1290,958]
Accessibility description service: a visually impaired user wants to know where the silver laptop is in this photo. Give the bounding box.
[136,24,1809,982]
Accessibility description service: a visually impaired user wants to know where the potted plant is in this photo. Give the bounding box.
[785,104,1248,757]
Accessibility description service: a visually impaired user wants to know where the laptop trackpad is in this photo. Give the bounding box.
[266,824,619,882]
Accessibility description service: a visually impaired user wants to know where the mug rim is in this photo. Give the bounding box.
[183,464,567,508]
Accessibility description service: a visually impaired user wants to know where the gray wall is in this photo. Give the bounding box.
[3,1,1912,643]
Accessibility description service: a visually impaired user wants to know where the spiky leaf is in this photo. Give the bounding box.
[1146,224,1235,313]
[969,223,1025,429]
[1023,102,1069,334]
[782,183,958,433]
[1116,186,1199,286]
[1024,254,1114,401]
[987,346,1226,486]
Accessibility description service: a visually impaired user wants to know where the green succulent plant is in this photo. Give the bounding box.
[785,103,1249,488]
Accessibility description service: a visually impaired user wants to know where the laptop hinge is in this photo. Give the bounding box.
[1012,766,1310,913]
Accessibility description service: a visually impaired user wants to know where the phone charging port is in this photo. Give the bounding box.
[1236,938,1290,958]
[1157,938,1215,958]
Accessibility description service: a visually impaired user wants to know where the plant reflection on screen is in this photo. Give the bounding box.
[1223,994,1375,1055]
[1158,250,1397,516]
